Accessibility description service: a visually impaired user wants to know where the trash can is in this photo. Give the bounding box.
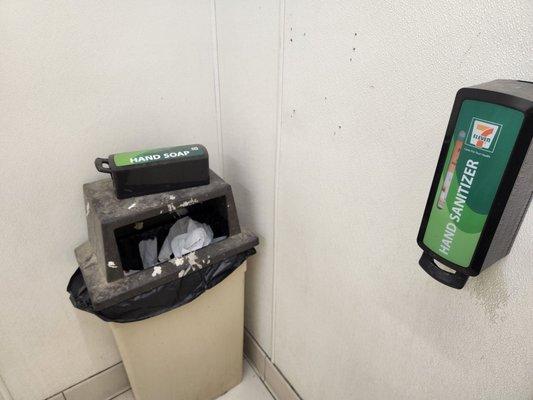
[111,263,247,400]
[68,170,258,400]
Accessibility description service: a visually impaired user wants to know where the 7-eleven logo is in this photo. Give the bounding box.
[467,118,502,153]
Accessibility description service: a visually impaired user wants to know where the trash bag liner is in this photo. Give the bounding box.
[67,249,255,323]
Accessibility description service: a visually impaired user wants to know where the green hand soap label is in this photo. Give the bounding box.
[423,100,524,267]
[113,145,205,167]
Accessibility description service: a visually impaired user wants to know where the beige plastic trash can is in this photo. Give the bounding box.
[110,263,247,400]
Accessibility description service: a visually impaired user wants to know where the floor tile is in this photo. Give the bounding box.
[63,363,129,400]
[265,361,300,400]
[112,360,272,400]
[218,360,273,400]
[244,330,267,379]
[46,394,66,400]
[112,390,135,400]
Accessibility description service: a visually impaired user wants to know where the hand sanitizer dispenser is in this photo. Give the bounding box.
[417,80,532,289]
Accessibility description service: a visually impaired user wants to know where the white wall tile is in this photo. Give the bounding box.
[0,1,220,399]
[273,0,533,399]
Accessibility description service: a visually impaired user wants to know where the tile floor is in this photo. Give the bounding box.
[112,360,273,400]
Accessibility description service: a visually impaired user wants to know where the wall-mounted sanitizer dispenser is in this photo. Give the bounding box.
[417,80,532,289]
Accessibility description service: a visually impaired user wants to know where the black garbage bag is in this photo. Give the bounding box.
[67,249,255,323]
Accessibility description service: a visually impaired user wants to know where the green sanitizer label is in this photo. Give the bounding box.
[423,100,524,267]
[113,145,204,167]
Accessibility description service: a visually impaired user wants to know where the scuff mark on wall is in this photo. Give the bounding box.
[460,31,482,59]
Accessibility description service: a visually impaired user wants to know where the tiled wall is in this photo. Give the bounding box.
[0,1,222,399]
[218,0,533,399]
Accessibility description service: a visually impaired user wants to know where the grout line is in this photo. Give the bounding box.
[210,0,224,177]
[108,387,131,400]
[271,0,286,364]
[53,361,123,396]
[263,385,277,400]
[268,362,303,400]
[243,353,270,398]
[245,327,269,356]
[44,391,65,400]
[243,354,261,376]
[0,374,13,400]
[243,355,275,400]
[260,378,277,400]
[245,329,302,400]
